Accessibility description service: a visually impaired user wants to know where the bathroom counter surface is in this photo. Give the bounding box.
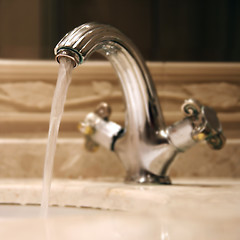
[0,178,239,240]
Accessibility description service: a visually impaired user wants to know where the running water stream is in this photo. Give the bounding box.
[41,58,74,217]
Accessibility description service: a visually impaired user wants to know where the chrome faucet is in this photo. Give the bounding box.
[54,23,225,184]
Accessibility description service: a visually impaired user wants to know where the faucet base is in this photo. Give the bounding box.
[125,171,171,185]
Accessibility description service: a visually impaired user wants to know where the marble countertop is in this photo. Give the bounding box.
[0,178,239,240]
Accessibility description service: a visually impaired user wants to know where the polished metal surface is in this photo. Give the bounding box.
[181,99,226,149]
[55,23,225,184]
[79,111,123,151]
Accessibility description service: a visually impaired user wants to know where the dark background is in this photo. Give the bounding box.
[1,0,240,61]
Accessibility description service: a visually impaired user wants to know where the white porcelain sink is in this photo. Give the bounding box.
[0,178,240,240]
[0,204,158,240]
[0,204,108,218]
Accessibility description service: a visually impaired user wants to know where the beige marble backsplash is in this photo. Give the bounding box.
[0,60,239,179]
[0,138,239,179]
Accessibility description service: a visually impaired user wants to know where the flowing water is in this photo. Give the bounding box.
[40,58,73,217]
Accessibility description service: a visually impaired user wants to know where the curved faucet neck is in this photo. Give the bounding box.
[55,23,169,182]
[55,23,165,136]
[55,23,225,184]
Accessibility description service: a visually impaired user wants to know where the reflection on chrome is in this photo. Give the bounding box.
[55,22,225,184]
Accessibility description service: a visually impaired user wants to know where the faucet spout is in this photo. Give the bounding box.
[55,23,225,184]
[55,23,165,127]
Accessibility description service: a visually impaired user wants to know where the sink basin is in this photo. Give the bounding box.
[0,204,158,240]
[0,204,110,218]
[0,178,240,240]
